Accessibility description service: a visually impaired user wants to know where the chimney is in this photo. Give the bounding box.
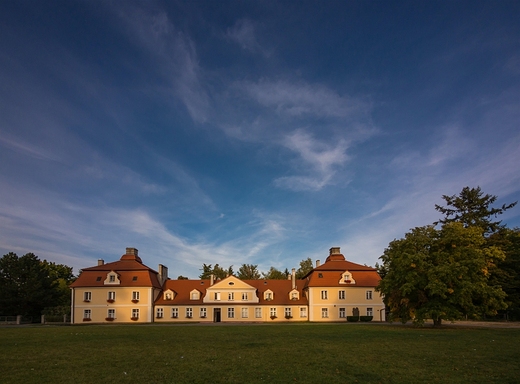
[291,268,296,290]
[210,274,214,286]
[98,259,104,266]
[316,260,321,268]
[126,247,138,256]
[158,264,168,285]
[329,247,341,255]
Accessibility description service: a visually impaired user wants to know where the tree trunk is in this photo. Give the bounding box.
[433,318,442,326]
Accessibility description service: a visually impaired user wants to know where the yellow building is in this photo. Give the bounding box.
[71,247,385,324]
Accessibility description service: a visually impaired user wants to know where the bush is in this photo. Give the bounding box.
[346,316,359,322]
[360,316,373,322]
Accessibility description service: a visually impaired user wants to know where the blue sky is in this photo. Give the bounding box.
[1,1,519,278]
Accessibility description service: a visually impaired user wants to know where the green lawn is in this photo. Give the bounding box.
[1,323,519,383]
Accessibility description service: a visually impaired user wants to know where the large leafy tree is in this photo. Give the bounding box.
[435,186,517,235]
[199,263,231,280]
[377,223,507,326]
[0,252,73,317]
[237,264,261,280]
[261,266,287,280]
[295,258,313,279]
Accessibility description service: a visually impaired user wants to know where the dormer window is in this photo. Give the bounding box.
[340,271,356,285]
[264,290,273,301]
[190,290,200,300]
[164,289,174,300]
[290,290,299,300]
[104,272,120,285]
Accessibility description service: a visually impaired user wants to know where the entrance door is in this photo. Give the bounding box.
[214,308,221,323]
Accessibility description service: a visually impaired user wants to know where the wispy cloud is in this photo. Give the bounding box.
[226,19,270,56]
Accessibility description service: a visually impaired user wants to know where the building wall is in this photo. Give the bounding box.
[72,286,155,324]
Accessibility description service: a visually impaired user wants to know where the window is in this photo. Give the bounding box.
[285,308,292,318]
[109,275,116,282]
[83,292,91,302]
[339,290,345,300]
[165,292,172,300]
[318,273,323,278]
[200,308,207,318]
[96,276,102,281]
[367,308,373,317]
[171,308,179,318]
[83,309,91,319]
[228,292,234,301]
[156,308,163,318]
[214,292,221,301]
[366,290,373,300]
[191,291,199,300]
[300,307,307,318]
[132,309,139,319]
[270,308,277,318]
[265,291,273,301]
[132,276,138,281]
[339,308,346,318]
[322,308,328,318]
[107,309,115,319]
[186,308,193,318]
[255,308,262,318]
[291,291,298,300]
[242,292,248,300]
[241,308,248,318]
[228,308,235,318]
[108,291,116,302]
[321,290,328,300]
[132,291,140,301]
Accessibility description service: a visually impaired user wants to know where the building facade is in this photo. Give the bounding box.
[70,247,385,324]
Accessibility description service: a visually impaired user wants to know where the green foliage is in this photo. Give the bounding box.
[262,266,287,280]
[177,275,188,280]
[360,316,373,322]
[346,316,359,322]
[237,264,261,280]
[0,252,74,317]
[377,223,507,325]
[295,257,313,279]
[199,263,230,280]
[435,186,517,235]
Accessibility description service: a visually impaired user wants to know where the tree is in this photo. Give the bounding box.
[262,266,287,280]
[0,252,73,317]
[237,264,261,280]
[199,263,231,280]
[435,186,517,235]
[377,223,507,326]
[177,275,188,280]
[295,258,313,279]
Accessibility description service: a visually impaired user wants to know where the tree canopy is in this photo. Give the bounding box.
[295,258,313,279]
[199,263,232,280]
[261,266,288,280]
[0,252,74,317]
[377,223,507,325]
[237,264,261,280]
[435,186,517,235]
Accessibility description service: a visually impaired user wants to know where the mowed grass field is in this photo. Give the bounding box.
[1,323,519,383]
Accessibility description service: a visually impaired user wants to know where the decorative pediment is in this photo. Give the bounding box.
[339,270,356,285]
[104,271,120,285]
[209,275,257,290]
[203,275,259,303]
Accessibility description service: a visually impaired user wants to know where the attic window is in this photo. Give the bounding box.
[200,281,204,285]
[264,281,267,285]
[96,277,102,281]
[228,282,234,285]
[318,273,323,278]
[132,276,138,281]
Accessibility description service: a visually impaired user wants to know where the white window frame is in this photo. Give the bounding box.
[255,307,262,318]
[284,308,292,318]
[228,308,235,318]
[228,292,234,301]
[186,308,193,318]
[214,292,221,301]
[366,290,373,300]
[300,307,307,318]
[108,291,116,301]
[83,292,91,302]
[171,308,179,318]
[339,290,345,300]
[322,308,328,318]
[200,308,207,318]
[339,308,346,318]
[132,308,139,319]
[242,292,248,300]
[107,309,115,319]
[321,290,328,300]
[367,307,373,317]
[270,308,277,318]
[241,307,248,318]
[156,308,163,318]
[132,291,140,301]
[83,309,91,319]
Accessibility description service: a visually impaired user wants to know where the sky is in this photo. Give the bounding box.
[1,0,519,278]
